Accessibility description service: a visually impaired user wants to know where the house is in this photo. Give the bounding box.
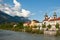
[23,21,31,27]
[23,20,40,27]
[30,20,39,27]
[23,20,42,30]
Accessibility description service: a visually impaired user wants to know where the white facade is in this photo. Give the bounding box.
[42,16,60,30]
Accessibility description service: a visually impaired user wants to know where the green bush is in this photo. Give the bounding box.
[25,26,32,33]
[42,24,46,28]
[55,23,59,29]
[47,24,51,29]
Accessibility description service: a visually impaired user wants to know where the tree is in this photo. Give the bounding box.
[25,26,32,32]
[55,23,59,29]
[16,22,24,29]
[42,24,46,28]
[33,26,37,28]
[47,24,51,29]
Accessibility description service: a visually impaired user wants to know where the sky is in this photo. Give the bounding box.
[0,0,60,22]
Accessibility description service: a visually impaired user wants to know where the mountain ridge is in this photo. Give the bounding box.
[0,10,30,23]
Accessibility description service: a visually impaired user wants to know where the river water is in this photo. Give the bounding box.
[0,30,60,40]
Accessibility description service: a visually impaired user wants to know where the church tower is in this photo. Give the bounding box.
[44,13,48,19]
[53,12,57,19]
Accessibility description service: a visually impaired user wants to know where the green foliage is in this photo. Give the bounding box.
[25,26,32,32]
[31,29,44,34]
[47,24,51,29]
[33,26,37,28]
[55,23,59,29]
[42,24,46,28]
[55,30,60,36]
[0,23,13,30]
[0,22,24,31]
[16,22,24,29]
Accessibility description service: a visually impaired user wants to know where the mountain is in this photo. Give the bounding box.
[0,11,30,23]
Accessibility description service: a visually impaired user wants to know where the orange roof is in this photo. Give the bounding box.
[32,20,39,23]
[49,17,60,21]
[44,17,60,21]
[24,21,31,24]
[57,17,60,20]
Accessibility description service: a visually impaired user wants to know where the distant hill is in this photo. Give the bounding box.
[0,11,30,23]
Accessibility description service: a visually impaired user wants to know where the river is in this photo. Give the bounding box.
[0,30,60,40]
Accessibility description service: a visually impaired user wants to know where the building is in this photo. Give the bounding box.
[43,12,60,30]
[23,21,31,27]
[23,20,40,27]
[23,20,41,30]
[23,12,60,31]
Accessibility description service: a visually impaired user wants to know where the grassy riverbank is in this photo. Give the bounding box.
[0,22,60,36]
[0,22,44,34]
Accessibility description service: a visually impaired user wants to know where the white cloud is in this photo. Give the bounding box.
[0,0,31,17]
[21,9,30,17]
[13,0,21,10]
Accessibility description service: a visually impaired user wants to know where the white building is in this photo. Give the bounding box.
[42,12,60,30]
[23,12,60,31]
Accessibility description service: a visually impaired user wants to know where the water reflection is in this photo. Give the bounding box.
[0,30,60,40]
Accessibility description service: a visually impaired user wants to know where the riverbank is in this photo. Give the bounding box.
[0,23,60,36]
[0,28,60,37]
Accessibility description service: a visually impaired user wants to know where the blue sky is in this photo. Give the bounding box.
[1,0,60,22]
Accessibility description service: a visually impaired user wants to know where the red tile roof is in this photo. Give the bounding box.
[32,20,39,23]
[24,22,31,25]
[49,17,60,21]
[44,17,60,21]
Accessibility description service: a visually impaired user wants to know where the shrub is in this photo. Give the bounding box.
[55,23,59,29]
[42,24,46,28]
[47,24,51,29]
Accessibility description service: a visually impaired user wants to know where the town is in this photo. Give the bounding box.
[23,12,60,36]
[0,11,60,36]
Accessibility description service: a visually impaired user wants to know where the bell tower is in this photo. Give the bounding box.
[44,13,48,19]
[53,12,57,19]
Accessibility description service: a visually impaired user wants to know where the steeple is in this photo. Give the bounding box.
[53,12,57,18]
[44,13,48,19]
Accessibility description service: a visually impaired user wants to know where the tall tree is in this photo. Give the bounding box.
[55,23,59,29]
[42,24,46,28]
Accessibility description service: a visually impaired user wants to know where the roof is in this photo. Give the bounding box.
[32,20,40,23]
[44,17,60,21]
[43,18,49,21]
[49,17,60,21]
[24,21,31,24]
